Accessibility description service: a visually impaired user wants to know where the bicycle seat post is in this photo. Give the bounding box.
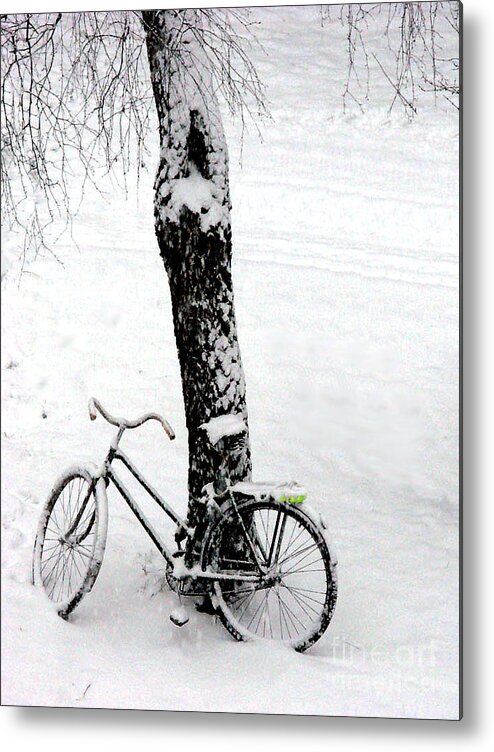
[214,449,230,496]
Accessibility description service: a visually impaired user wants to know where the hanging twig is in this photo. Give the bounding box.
[1,9,267,268]
[322,2,460,117]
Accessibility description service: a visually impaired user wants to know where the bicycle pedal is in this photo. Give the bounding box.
[172,550,185,559]
[170,607,189,627]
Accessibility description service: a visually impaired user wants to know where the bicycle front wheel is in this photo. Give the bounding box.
[207,498,337,652]
[33,465,108,619]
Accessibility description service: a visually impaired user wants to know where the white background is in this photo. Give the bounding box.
[0,0,491,749]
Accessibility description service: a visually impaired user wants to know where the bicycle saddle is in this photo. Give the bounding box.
[200,414,247,451]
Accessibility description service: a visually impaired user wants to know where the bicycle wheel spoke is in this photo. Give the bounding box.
[268,507,288,568]
[57,489,68,534]
[56,557,70,602]
[274,588,286,639]
[76,491,95,533]
[50,504,62,534]
[245,590,268,632]
[277,523,307,564]
[42,553,63,591]
[276,589,296,638]
[42,537,61,548]
[47,548,65,597]
[213,499,334,649]
[73,547,91,561]
[70,549,85,581]
[278,516,297,561]
[281,547,321,575]
[249,591,266,635]
[235,588,258,621]
[267,507,282,566]
[222,585,257,599]
[258,509,270,557]
[278,588,309,631]
[258,591,271,636]
[282,584,321,619]
[65,548,75,597]
[57,553,71,602]
[54,546,73,602]
[41,552,60,583]
[279,591,293,639]
[76,477,83,510]
[229,595,257,617]
[281,584,326,605]
[78,505,94,534]
[46,542,65,579]
[45,528,61,540]
[41,544,64,569]
[35,472,105,608]
[248,511,267,565]
[279,538,317,568]
[66,481,74,528]
[266,593,274,639]
[257,591,270,637]
[284,566,327,577]
[282,549,324,574]
[228,590,256,610]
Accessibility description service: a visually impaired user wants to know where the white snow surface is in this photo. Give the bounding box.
[201,413,247,445]
[1,7,459,718]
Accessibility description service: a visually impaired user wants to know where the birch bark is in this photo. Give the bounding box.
[143,10,252,544]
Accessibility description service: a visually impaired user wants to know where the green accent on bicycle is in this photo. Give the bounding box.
[281,494,306,504]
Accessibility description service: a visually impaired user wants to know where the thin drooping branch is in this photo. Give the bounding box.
[1,9,267,269]
[321,2,460,117]
[1,12,153,265]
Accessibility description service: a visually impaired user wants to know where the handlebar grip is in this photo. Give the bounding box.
[164,422,176,440]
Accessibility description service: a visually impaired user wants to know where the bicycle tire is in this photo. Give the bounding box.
[206,497,337,652]
[33,464,108,619]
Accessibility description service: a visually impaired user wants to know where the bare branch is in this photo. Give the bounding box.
[1,9,267,269]
[322,2,460,117]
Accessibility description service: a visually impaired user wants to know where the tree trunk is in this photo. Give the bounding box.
[143,10,252,549]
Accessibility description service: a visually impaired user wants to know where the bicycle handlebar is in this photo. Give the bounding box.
[88,397,175,439]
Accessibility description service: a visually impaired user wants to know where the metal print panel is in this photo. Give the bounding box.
[1,1,461,719]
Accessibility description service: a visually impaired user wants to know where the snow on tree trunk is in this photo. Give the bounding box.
[143,10,252,544]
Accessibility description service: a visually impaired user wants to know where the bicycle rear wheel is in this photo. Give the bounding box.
[207,498,337,652]
[33,465,108,619]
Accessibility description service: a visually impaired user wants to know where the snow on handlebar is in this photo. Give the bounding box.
[88,397,175,439]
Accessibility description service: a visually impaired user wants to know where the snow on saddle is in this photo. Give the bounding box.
[200,414,247,452]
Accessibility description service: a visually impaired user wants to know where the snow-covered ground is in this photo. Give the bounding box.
[1,6,459,718]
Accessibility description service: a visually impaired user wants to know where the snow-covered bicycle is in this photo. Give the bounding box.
[33,398,338,652]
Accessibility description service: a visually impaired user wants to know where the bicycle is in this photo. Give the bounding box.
[32,398,338,652]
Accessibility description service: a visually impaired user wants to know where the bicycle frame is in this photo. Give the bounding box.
[98,428,262,584]
[103,434,188,569]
